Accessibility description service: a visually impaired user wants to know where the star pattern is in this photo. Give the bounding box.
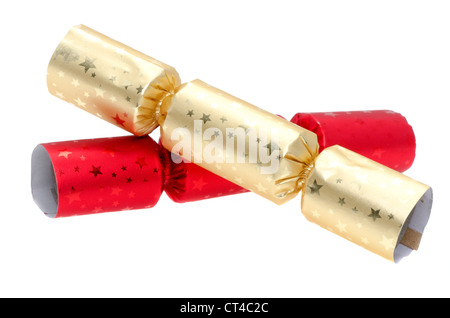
[66,189,81,204]
[135,156,148,170]
[308,179,323,195]
[379,235,395,251]
[336,220,348,233]
[45,135,172,217]
[299,143,426,260]
[368,208,382,222]
[89,165,103,178]
[74,97,86,108]
[79,57,96,73]
[112,113,126,127]
[58,150,72,159]
[372,148,386,158]
[200,113,211,124]
[111,186,123,196]
[192,178,207,191]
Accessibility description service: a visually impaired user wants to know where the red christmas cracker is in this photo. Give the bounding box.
[31,135,248,218]
[31,136,163,217]
[291,110,415,172]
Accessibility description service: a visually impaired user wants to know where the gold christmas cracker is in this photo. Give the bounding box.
[47,25,433,261]
[301,145,432,260]
[47,25,181,136]
[160,79,319,204]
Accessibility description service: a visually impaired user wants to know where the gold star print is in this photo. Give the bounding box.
[54,45,79,62]
[308,179,323,195]
[368,208,382,222]
[136,85,144,94]
[187,110,194,117]
[95,87,105,97]
[58,151,72,159]
[200,113,211,124]
[220,117,227,123]
[338,197,346,206]
[74,97,86,108]
[79,57,96,73]
[71,79,80,87]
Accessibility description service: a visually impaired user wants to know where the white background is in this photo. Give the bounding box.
[1,0,449,298]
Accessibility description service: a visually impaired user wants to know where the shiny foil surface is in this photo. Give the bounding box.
[160,80,319,205]
[47,25,181,136]
[31,135,250,218]
[291,110,416,172]
[301,146,432,261]
[32,136,163,218]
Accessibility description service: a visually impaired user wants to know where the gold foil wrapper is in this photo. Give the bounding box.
[301,146,432,261]
[160,79,319,204]
[47,25,181,136]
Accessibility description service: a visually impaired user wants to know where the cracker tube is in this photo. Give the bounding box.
[31,136,164,218]
[31,135,248,218]
[47,25,180,136]
[159,80,433,262]
[291,111,416,172]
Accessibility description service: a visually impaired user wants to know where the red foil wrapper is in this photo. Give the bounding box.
[159,140,249,203]
[31,136,164,218]
[31,136,249,217]
[290,110,416,172]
